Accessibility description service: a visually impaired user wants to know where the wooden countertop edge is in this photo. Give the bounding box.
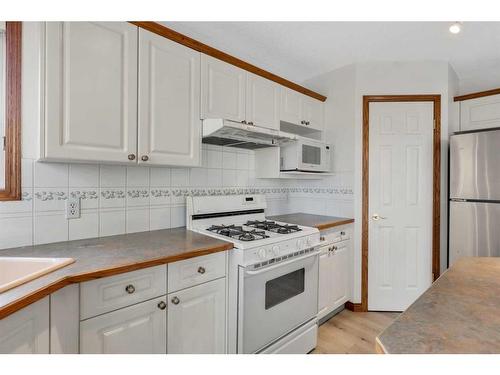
[375,337,388,354]
[0,242,233,320]
[315,218,355,231]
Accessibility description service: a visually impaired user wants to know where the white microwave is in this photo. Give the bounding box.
[280,138,331,173]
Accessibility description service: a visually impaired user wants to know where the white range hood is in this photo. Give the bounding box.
[202,119,296,149]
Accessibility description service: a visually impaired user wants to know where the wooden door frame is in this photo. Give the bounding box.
[361,94,441,312]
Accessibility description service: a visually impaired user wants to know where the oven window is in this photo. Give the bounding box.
[302,145,321,165]
[265,268,305,310]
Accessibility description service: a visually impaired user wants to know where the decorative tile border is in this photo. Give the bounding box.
[71,190,98,200]
[127,189,150,198]
[101,190,125,199]
[35,191,67,201]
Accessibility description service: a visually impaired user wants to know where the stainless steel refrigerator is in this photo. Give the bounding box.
[449,128,500,266]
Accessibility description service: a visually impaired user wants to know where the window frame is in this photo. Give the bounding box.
[0,22,21,201]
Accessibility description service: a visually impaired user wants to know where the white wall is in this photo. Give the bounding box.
[304,60,459,304]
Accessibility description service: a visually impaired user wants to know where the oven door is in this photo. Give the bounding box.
[238,250,319,353]
[298,141,330,172]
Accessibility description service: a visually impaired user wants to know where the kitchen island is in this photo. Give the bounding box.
[376,257,500,353]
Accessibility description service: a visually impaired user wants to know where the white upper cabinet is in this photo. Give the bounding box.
[167,278,226,354]
[245,73,280,130]
[301,96,324,131]
[281,87,324,132]
[138,29,201,166]
[0,297,49,354]
[44,22,138,163]
[460,94,500,132]
[280,87,303,125]
[201,54,246,122]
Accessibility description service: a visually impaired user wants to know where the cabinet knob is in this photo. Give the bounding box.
[306,121,310,125]
[301,120,306,125]
[197,266,206,274]
[157,301,167,310]
[241,120,247,124]
[141,155,149,162]
[248,121,254,125]
[128,154,136,161]
[125,284,135,294]
[171,296,180,305]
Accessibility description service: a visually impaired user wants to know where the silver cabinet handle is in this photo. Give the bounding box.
[171,296,180,305]
[157,301,167,310]
[197,266,206,274]
[141,155,149,162]
[125,284,135,294]
[128,154,136,161]
[371,213,387,221]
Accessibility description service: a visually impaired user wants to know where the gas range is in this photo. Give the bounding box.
[186,194,320,267]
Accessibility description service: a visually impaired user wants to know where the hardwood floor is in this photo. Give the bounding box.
[312,309,399,354]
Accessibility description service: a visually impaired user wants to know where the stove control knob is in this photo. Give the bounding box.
[257,248,267,260]
[306,237,314,247]
[271,245,280,256]
[296,238,304,248]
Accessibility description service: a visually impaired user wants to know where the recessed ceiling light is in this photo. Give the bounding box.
[449,22,462,34]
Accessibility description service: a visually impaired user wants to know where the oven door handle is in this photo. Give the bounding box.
[244,249,320,276]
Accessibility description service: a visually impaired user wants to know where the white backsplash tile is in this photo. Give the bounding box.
[150,207,171,231]
[69,164,100,187]
[170,205,186,228]
[190,168,207,187]
[207,150,223,168]
[222,149,237,169]
[99,209,126,237]
[127,166,150,187]
[70,188,99,210]
[126,188,150,208]
[171,168,190,187]
[69,210,99,241]
[100,165,126,187]
[100,188,126,209]
[222,170,237,187]
[34,162,68,187]
[34,213,68,245]
[21,159,34,188]
[126,208,150,233]
[34,188,68,212]
[150,167,171,187]
[0,215,33,250]
[206,169,223,187]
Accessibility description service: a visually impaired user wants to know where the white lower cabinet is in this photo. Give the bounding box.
[0,297,49,354]
[167,277,226,354]
[80,296,167,354]
[318,235,351,321]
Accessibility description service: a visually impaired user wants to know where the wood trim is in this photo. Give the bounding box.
[129,21,327,102]
[344,301,364,312]
[361,95,441,312]
[0,242,233,320]
[375,337,387,354]
[0,22,22,201]
[316,218,355,231]
[454,87,500,102]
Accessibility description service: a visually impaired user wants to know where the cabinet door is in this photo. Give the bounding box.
[138,29,201,167]
[302,97,324,131]
[280,87,302,125]
[331,243,350,310]
[246,73,280,130]
[0,297,49,354]
[201,54,246,122]
[44,22,138,163]
[80,296,167,354]
[167,278,226,354]
[460,94,500,131]
[317,251,332,319]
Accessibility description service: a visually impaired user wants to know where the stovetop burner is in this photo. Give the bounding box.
[207,224,270,242]
[245,220,302,234]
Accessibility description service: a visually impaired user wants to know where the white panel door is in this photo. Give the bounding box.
[246,73,280,130]
[368,102,433,311]
[331,242,350,310]
[0,297,49,354]
[317,250,332,319]
[280,87,302,125]
[301,96,324,131]
[44,22,138,163]
[460,94,500,131]
[167,278,226,354]
[201,54,245,122]
[138,29,201,167]
[80,296,167,354]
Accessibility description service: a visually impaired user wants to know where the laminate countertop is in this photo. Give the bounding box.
[268,213,354,231]
[0,228,233,320]
[376,257,500,354]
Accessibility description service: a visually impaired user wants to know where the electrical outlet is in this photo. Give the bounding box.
[66,197,81,219]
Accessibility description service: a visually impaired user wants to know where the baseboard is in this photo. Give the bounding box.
[344,301,365,312]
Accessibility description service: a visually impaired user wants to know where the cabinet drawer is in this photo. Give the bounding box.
[168,251,226,293]
[321,228,350,243]
[80,265,167,320]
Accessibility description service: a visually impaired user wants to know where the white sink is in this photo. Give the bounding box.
[0,257,75,293]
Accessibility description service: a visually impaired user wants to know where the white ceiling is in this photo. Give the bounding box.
[163,22,500,92]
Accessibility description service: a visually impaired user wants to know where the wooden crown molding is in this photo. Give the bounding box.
[454,87,500,102]
[129,21,327,102]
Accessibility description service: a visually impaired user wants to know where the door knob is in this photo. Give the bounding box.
[371,214,387,221]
